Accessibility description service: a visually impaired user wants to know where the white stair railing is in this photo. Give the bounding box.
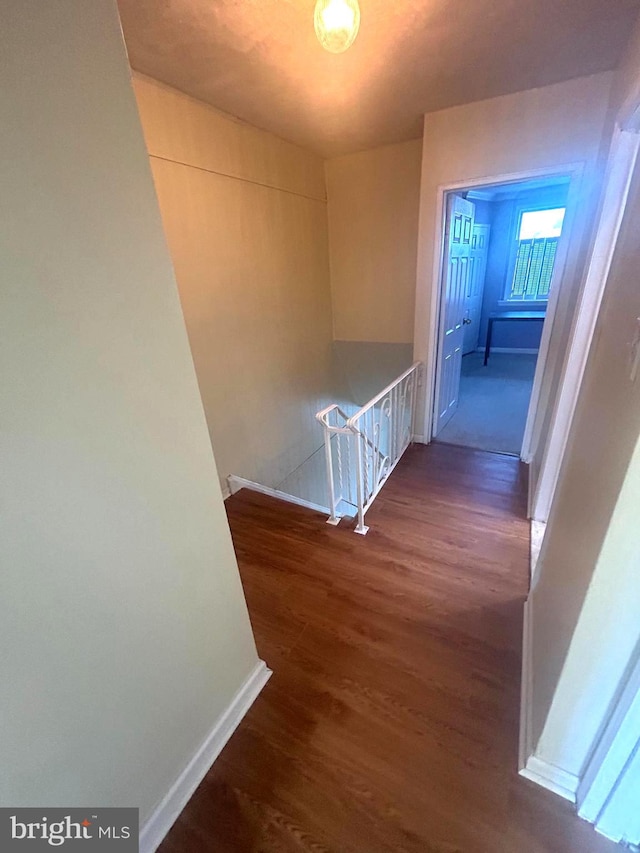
[314,404,358,525]
[316,362,421,534]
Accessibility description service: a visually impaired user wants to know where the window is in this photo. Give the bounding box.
[506,207,566,301]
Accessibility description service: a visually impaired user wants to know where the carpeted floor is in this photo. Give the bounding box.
[435,352,537,455]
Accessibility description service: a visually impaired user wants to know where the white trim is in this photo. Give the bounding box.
[578,650,640,825]
[531,128,640,521]
[418,174,444,444]
[619,78,640,133]
[140,660,272,853]
[527,461,535,521]
[520,167,584,463]
[519,597,534,774]
[476,346,540,355]
[418,162,584,452]
[497,300,548,310]
[221,483,231,500]
[519,597,580,803]
[227,474,330,516]
[530,520,545,581]
[412,434,426,444]
[520,756,580,803]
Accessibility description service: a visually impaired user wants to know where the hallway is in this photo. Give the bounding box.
[160,444,619,853]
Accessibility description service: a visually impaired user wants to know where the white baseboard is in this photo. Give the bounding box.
[476,347,540,355]
[227,474,330,516]
[519,596,534,774]
[518,597,579,803]
[520,757,580,803]
[221,483,231,501]
[526,459,535,512]
[530,520,546,582]
[140,660,272,853]
[412,434,427,444]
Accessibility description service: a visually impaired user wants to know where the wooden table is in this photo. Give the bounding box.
[484,310,546,365]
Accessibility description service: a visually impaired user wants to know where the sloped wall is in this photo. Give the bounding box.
[1,0,258,822]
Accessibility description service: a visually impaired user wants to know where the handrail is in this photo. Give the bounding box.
[315,404,353,432]
[346,362,422,429]
[316,404,387,453]
[316,362,421,534]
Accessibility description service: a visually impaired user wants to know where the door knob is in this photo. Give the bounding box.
[463,317,472,325]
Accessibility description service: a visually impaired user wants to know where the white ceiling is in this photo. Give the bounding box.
[117,0,640,157]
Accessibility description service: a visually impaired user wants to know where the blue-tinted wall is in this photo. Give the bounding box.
[477,184,569,350]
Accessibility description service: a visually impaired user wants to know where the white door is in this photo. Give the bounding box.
[463,223,490,354]
[434,194,475,434]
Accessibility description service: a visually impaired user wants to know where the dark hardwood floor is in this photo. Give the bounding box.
[160,443,619,853]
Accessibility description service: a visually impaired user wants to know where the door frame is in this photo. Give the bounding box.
[577,644,640,841]
[530,127,640,520]
[426,163,584,453]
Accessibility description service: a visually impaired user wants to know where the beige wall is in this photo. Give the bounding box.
[414,73,613,443]
[326,139,423,344]
[529,31,640,776]
[133,75,334,494]
[0,0,258,824]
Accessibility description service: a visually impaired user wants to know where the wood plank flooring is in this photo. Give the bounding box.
[160,443,620,853]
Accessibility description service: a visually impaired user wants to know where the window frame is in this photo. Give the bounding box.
[500,202,566,308]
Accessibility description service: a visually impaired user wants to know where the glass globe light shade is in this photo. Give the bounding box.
[314,0,361,54]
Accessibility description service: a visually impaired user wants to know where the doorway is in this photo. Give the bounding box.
[432,175,571,456]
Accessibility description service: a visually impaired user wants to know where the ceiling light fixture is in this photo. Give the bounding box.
[314,0,360,54]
